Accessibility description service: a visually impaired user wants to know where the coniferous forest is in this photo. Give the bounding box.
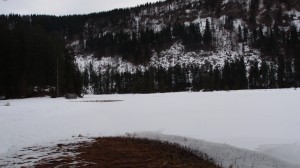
[0,0,300,98]
[0,16,82,98]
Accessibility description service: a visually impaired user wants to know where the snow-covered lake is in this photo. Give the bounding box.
[0,89,300,167]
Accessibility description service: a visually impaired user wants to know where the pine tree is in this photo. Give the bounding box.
[222,61,231,90]
[289,26,300,86]
[277,55,286,88]
[237,58,248,89]
[249,61,260,89]
[248,0,259,28]
[83,67,89,89]
[269,64,277,88]
[224,16,234,31]
[203,19,212,49]
[213,67,221,90]
[260,61,269,88]
[238,25,243,42]
[243,26,248,43]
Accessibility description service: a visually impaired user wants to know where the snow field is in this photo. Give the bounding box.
[0,89,300,167]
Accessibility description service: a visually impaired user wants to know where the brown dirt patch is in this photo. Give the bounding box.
[35,137,220,168]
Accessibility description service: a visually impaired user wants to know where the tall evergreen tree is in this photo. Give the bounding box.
[203,19,212,49]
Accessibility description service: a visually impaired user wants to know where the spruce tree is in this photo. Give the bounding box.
[203,19,212,49]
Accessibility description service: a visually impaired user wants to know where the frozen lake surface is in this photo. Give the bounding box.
[1,89,300,167]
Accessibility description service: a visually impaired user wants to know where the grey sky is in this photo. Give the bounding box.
[0,0,160,15]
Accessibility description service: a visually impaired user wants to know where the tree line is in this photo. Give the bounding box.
[82,57,298,94]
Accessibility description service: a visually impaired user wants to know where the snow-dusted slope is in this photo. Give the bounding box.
[72,0,300,77]
[66,0,300,97]
[75,42,261,74]
[1,89,300,167]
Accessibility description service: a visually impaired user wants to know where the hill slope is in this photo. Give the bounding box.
[0,0,300,96]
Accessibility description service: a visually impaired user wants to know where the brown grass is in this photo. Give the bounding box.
[35,137,220,168]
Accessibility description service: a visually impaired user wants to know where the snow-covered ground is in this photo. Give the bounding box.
[135,132,299,168]
[1,89,300,167]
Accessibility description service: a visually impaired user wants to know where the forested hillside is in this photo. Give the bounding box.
[0,0,300,97]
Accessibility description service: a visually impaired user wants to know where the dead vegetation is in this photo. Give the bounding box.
[35,137,220,168]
